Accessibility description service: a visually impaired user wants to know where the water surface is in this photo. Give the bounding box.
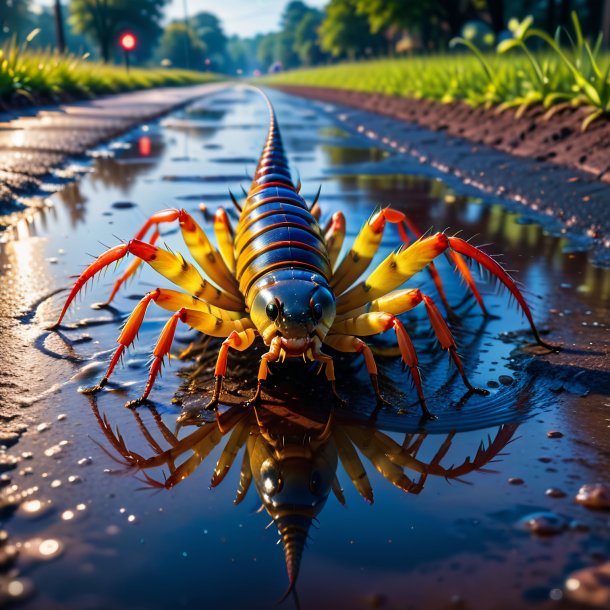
[0,86,609,610]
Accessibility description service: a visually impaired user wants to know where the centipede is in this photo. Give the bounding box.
[50,86,555,418]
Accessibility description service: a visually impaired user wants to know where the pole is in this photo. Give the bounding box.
[182,0,191,69]
[54,0,66,54]
[124,49,130,73]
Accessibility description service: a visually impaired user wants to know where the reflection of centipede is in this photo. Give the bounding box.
[51,87,554,418]
[90,399,519,601]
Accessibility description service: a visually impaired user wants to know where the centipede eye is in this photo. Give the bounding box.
[311,302,323,320]
[266,301,279,321]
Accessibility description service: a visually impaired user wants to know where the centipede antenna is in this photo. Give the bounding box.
[240,184,248,197]
[228,188,242,213]
[311,184,322,208]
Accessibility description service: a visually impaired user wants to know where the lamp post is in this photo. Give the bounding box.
[53,0,65,53]
[119,32,137,73]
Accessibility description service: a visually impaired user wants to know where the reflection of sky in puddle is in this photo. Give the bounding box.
[0,87,609,610]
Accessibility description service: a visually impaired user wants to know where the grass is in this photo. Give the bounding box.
[0,32,224,110]
[261,14,610,130]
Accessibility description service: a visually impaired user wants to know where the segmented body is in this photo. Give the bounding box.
[235,113,330,311]
[51,86,555,416]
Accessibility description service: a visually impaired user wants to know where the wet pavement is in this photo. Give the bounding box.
[0,85,608,609]
[0,82,225,226]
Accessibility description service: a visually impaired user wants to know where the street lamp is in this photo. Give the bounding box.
[119,32,137,73]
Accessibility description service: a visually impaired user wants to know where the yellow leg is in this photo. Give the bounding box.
[331,207,405,296]
[110,208,240,303]
[335,232,450,315]
[322,334,388,406]
[214,207,236,274]
[328,312,433,418]
[323,211,346,271]
[122,305,254,408]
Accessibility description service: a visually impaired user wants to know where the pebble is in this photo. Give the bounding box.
[546,488,567,498]
[508,477,524,485]
[575,484,610,510]
[547,430,564,439]
[565,562,610,607]
[498,375,514,386]
[519,511,568,536]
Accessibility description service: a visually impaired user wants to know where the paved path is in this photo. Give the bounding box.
[0,82,228,224]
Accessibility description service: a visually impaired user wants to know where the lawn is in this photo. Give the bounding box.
[0,34,224,109]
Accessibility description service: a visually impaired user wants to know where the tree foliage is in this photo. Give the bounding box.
[156,22,206,69]
[68,0,167,63]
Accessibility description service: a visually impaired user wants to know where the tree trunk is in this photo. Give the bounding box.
[53,0,66,53]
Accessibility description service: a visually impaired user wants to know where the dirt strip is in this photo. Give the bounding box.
[274,85,610,266]
[0,82,229,227]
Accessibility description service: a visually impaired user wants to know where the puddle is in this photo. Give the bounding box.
[0,86,608,610]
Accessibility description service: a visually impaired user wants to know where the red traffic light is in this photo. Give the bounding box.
[119,33,137,52]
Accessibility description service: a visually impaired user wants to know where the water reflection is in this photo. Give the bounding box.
[91,398,518,604]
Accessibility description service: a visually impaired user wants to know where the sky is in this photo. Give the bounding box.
[36,0,329,38]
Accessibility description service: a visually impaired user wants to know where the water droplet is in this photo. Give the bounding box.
[22,537,63,561]
[508,477,524,485]
[565,562,610,607]
[61,510,74,521]
[17,498,52,519]
[36,423,50,433]
[575,484,610,510]
[50,480,62,489]
[77,457,92,466]
[547,430,564,439]
[518,511,568,536]
[44,445,63,458]
[57,414,67,421]
[68,475,81,485]
[127,515,136,523]
[546,488,567,498]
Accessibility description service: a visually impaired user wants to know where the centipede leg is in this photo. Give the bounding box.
[205,329,258,410]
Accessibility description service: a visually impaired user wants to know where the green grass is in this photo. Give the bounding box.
[261,15,610,130]
[0,33,224,109]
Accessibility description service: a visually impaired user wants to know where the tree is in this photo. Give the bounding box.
[190,11,228,71]
[294,10,326,65]
[156,22,206,69]
[319,0,384,59]
[0,0,32,42]
[69,0,167,63]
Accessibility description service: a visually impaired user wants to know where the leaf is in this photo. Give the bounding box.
[497,39,520,54]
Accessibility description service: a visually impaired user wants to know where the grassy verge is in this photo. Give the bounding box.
[1,34,224,110]
[261,16,610,130]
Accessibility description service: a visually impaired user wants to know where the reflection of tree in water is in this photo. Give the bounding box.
[322,145,389,167]
[57,183,88,230]
[91,395,518,605]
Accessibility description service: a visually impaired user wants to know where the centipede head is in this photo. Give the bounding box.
[250,270,336,354]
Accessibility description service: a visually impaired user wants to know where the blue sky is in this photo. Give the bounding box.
[36,0,329,38]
